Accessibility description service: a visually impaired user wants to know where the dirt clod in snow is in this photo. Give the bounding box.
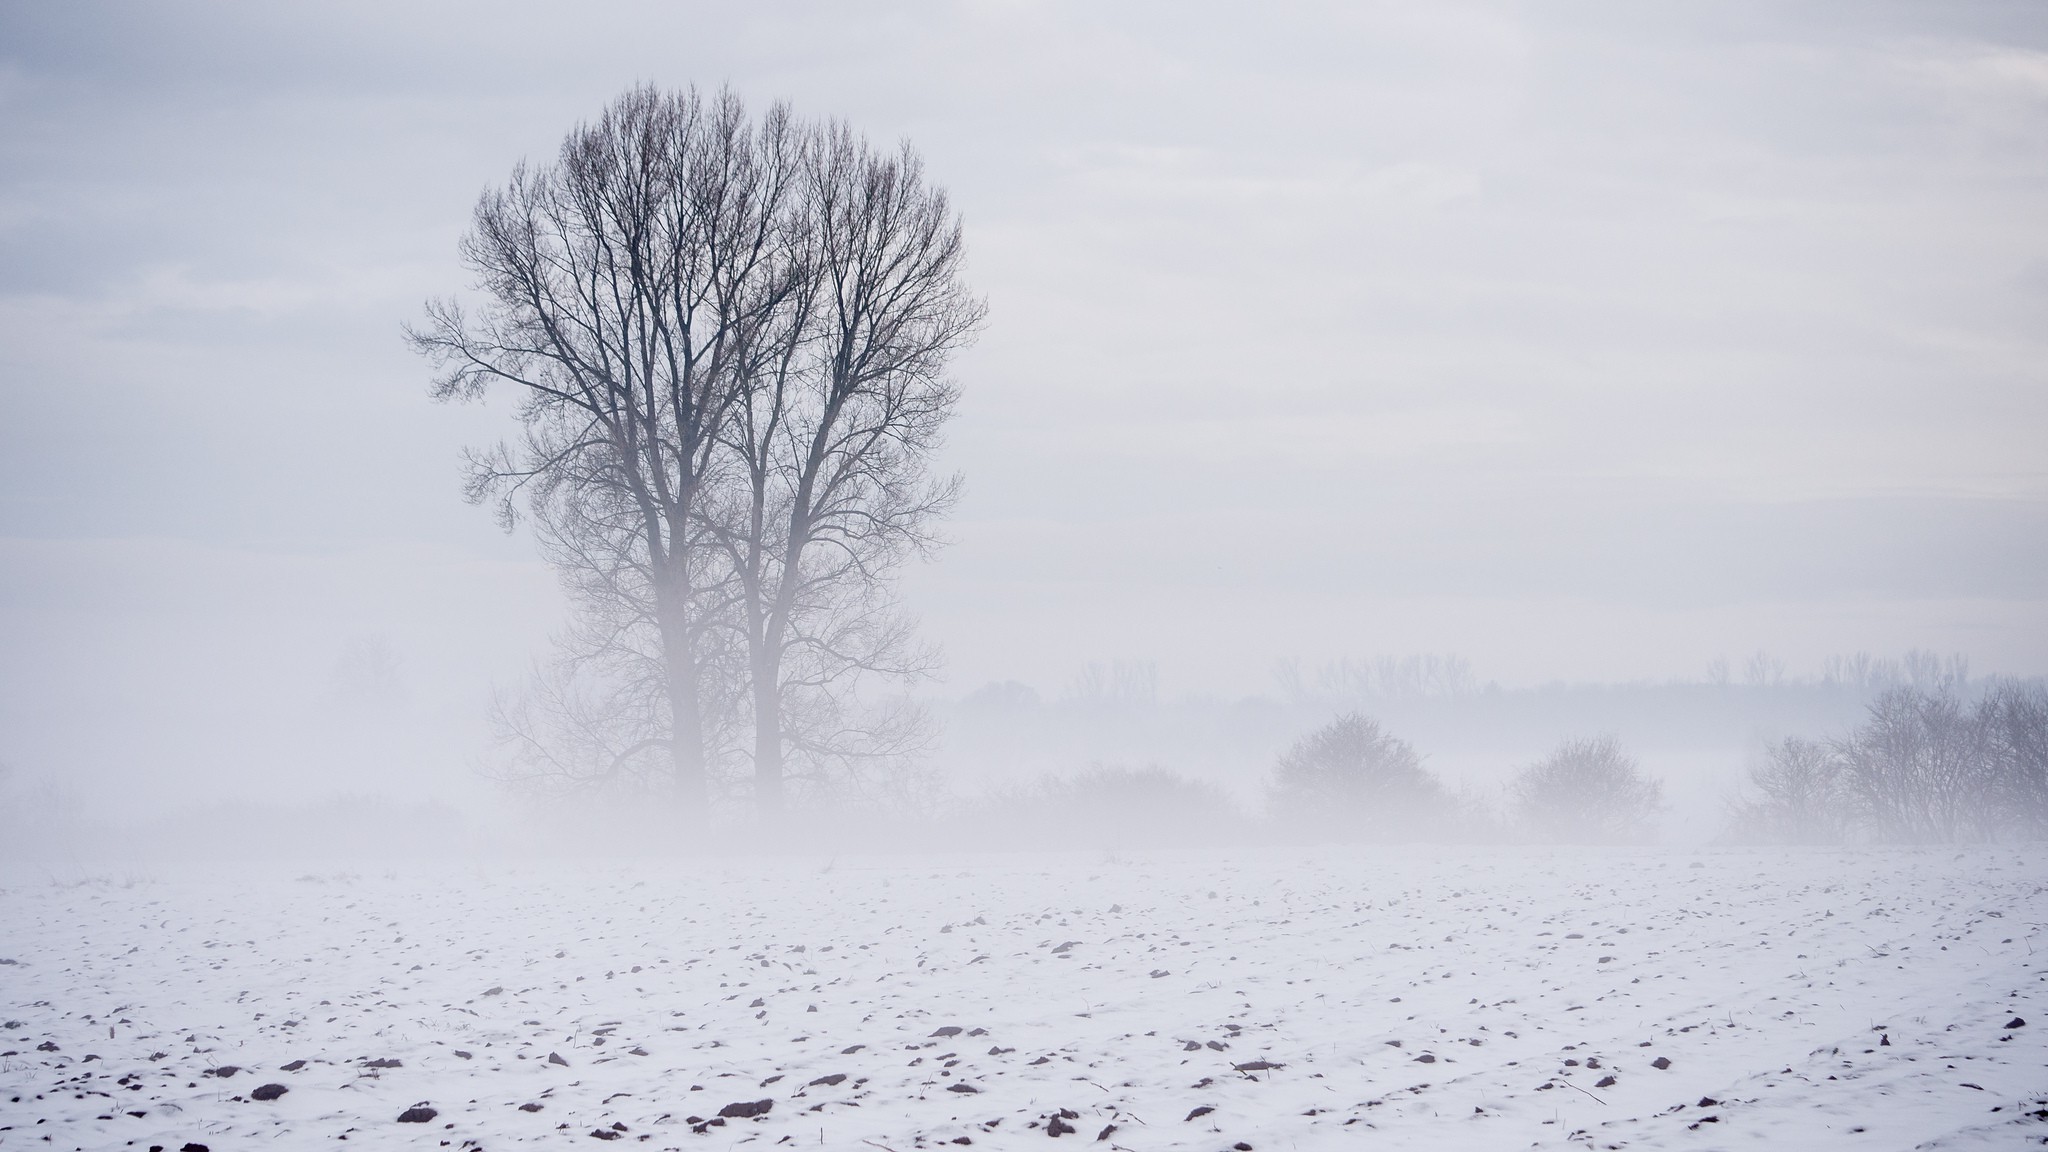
[718,1099,773,1118]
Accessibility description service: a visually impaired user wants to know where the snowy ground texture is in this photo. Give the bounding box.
[2,847,2044,1152]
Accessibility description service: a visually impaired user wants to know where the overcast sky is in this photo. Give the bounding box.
[3,1,2045,813]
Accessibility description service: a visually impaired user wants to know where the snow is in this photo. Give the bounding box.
[1,847,2043,1150]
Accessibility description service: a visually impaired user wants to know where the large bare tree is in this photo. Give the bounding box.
[409,87,807,810]
[717,124,983,814]
[413,87,979,820]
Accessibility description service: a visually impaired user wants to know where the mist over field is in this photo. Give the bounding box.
[4,647,2039,858]
[2,3,2046,1149]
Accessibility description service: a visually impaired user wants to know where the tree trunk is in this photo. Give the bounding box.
[751,647,784,819]
[658,599,707,812]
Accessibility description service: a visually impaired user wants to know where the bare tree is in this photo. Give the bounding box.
[414,87,977,820]
[714,124,982,815]
[410,87,807,812]
[1742,650,1787,687]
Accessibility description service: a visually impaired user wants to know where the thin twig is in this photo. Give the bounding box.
[1561,1079,1608,1106]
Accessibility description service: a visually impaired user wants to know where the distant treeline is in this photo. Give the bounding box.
[931,651,2046,848]
[1271,648,1978,702]
[938,650,2022,792]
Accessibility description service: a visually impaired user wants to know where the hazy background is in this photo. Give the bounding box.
[2,1,2045,838]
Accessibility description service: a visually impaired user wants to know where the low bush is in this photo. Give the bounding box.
[1267,712,1452,841]
[1511,735,1662,844]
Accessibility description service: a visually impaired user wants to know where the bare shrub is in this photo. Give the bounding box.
[1729,681,2047,844]
[1977,679,2048,838]
[1834,687,1995,843]
[1511,735,1662,843]
[1267,713,1447,841]
[1728,736,1847,844]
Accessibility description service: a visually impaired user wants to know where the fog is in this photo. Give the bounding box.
[2,1,2045,854]
[2,9,2046,1142]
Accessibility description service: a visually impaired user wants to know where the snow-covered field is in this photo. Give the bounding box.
[2,847,2043,1151]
